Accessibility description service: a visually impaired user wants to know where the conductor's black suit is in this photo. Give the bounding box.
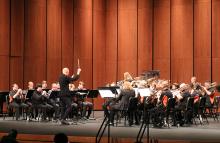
[59,74,80,120]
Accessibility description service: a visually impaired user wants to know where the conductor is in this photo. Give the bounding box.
[59,67,81,125]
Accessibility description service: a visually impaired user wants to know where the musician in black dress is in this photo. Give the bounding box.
[59,67,81,125]
[108,81,135,125]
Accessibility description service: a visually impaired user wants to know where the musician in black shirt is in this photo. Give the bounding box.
[9,84,28,120]
[32,84,53,120]
[59,67,81,125]
[77,81,93,119]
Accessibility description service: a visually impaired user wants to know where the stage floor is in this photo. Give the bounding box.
[1,111,220,142]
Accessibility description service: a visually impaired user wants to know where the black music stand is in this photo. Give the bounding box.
[98,86,120,98]
[43,88,50,92]
[49,91,59,99]
[26,90,34,101]
[87,90,99,119]
[75,90,89,101]
[0,91,9,115]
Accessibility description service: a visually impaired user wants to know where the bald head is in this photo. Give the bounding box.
[28,81,34,90]
[62,68,70,76]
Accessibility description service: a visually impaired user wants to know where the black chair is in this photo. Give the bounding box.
[127,97,139,126]
[115,97,139,126]
[165,98,176,127]
[198,97,208,124]
[3,95,15,120]
[184,97,194,125]
[206,96,219,121]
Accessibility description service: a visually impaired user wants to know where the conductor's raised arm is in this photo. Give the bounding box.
[70,68,81,82]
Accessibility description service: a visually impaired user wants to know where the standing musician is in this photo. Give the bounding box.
[9,83,28,120]
[59,67,81,125]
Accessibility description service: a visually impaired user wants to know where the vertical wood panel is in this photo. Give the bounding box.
[10,0,24,88]
[93,0,106,88]
[93,0,106,109]
[47,0,62,85]
[0,56,9,90]
[118,0,137,80]
[171,0,193,83]
[0,0,10,56]
[0,0,10,90]
[153,0,170,79]
[138,0,153,75]
[61,0,74,72]
[11,0,24,57]
[105,0,117,84]
[194,0,211,83]
[24,0,47,85]
[10,57,23,88]
[212,0,220,83]
[74,0,93,89]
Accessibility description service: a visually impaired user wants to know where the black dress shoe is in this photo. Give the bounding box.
[61,120,70,125]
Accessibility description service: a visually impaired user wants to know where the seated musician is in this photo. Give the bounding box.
[175,83,192,125]
[124,72,133,82]
[107,81,135,125]
[23,81,35,120]
[150,82,173,127]
[42,80,48,90]
[47,83,60,120]
[69,83,76,91]
[9,83,28,120]
[77,81,93,119]
[68,83,78,118]
[203,81,216,108]
[28,81,34,90]
[190,76,197,87]
[32,84,53,120]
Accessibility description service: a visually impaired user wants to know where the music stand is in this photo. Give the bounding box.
[98,89,116,98]
[98,86,120,98]
[75,90,89,101]
[49,91,59,99]
[43,88,50,92]
[0,91,9,115]
[138,88,152,97]
[87,90,99,119]
[26,90,34,101]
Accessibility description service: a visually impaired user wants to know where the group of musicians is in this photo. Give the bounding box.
[7,67,219,127]
[103,72,218,127]
[8,67,94,125]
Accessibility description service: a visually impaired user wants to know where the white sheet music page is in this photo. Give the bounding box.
[98,90,115,98]
[138,88,152,97]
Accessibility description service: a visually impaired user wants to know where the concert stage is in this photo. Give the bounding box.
[0,111,220,143]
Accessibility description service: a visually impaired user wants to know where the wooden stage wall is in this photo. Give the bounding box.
[0,0,220,109]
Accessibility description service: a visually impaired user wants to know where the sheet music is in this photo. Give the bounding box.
[116,89,121,95]
[99,90,116,98]
[133,88,139,96]
[138,88,152,97]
